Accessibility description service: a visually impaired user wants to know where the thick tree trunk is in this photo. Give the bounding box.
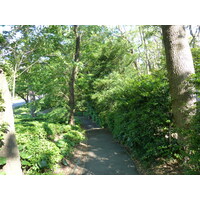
[162,25,196,130]
[68,25,81,125]
[0,69,23,175]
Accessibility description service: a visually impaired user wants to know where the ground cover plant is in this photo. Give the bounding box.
[14,105,85,175]
[0,92,6,174]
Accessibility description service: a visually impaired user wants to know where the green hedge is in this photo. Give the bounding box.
[90,70,180,166]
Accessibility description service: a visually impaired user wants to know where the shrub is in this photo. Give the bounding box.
[0,92,4,112]
[0,122,9,148]
[46,107,69,123]
[14,106,85,174]
[183,104,200,174]
[90,70,180,166]
[18,134,62,174]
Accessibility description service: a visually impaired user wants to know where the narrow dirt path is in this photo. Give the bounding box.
[78,116,139,175]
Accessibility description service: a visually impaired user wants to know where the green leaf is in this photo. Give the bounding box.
[38,160,48,168]
[62,159,68,166]
[0,157,6,165]
[56,140,66,148]
[20,152,32,159]
[21,160,32,166]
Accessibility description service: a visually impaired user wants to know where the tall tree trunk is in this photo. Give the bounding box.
[12,53,24,101]
[29,90,36,117]
[139,26,152,74]
[133,60,139,71]
[129,49,140,72]
[162,25,196,130]
[68,25,81,125]
[12,64,17,101]
[0,69,23,175]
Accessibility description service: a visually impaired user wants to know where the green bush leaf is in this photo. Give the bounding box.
[0,157,6,165]
[20,152,32,159]
[38,160,48,168]
[62,159,68,166]
[21,160,32,166]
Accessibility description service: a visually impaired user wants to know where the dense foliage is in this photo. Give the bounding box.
[14,105,85,175]
[183,46,200,174]
[0,90,7,173]
[0,25,199,175]
[87,69,183,170]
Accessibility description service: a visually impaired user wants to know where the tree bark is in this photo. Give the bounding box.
[139,26,152,74]
[0,69,23,175]
[133,60,139,71]
[162,25,196,130]
[29,90,36,117]
[68,25,81,125]
[12,64,17,101]
[16,92,29,104]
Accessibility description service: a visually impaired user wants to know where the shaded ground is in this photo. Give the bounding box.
[55,116,139,175]
[55,116,182,175]
[78,116,139,175]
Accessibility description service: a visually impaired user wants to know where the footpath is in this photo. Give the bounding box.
[77,116,139,175]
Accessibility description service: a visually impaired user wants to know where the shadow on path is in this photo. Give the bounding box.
[78,116,139,175]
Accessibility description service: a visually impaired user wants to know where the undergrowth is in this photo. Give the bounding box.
[88,70,184,174]
[14,105,85,175]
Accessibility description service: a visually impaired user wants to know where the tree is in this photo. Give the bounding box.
[186,25,200,48]
[68,25,81,125]
[1,26,43,101]
[0,69,22,175]
[162,25,196,130]
[138,26,152,74]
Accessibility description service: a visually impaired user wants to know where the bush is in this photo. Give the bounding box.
[46,107,69,123]
[18,134,62,174]
[0,93,6,149]
[181,47,200,174]
[14,106,85,174]
[0,92,4,112]
[90,70,180,166]
[15,119,62,174]
[183,104,200,174]
[0,122,9,148]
